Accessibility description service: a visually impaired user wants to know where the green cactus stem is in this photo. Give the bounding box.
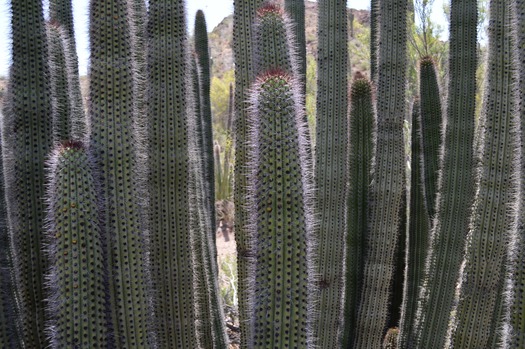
[45,141,108,348]
[383,328,399,349]
[342,75,376,348]
[232,0,264,345]
[88,0,152,346]
[313,0,348,346]
[2,0,53,346]
[284,0,306,98]
[353,0,407,346]
[370,0,379,82]
[414,0,478,346]
[398,99,431,348]
[419,56,443,219]
[147,0,199,346]
[248,70,312,349]
[450,0,518,346]
[509,0,525,346]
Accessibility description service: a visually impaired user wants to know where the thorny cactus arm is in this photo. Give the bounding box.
[248,70,313,349]
[45,142,108,348]
[3,0,53,346]
[88,0,152,346]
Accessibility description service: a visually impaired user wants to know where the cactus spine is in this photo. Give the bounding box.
[248,70,312,349]
[233,0,264,345]
[383,328,399,349]
[370,0,379,82]
[147,0,198,346]
[2,0,53,346]
[284,0,306,98]
[419,57,443,219]
[414,0,478,346]
[398,99,431,348]
[449,0,518,346]
[88,0,151,346]
[342,75,376,348]
[314,0,348,346]
[353,0,407,345]
[45,142,108,348]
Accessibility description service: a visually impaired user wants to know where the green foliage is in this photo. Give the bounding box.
[211,69,235,132]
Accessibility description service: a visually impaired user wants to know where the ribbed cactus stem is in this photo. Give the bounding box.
[353,0,407,346]
[414,0,478,346]
[248,70,312,349]
[48,0,86,140]
[450,0,518,346]
[147,0,198,346]
[254,3,297,76]
[370,0,379,82]
[88,0,151,346]
[233,0,265,345]
[398,99,431,348]
[419,56,443,219]
[342,75,376,348]
[45,141,108,348]
[3,0,53,346]
[284,0,306,98]
[509,0,525,346]
[383,328,399,349]
[314,0,348,346]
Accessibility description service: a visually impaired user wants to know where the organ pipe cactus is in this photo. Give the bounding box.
[233,0,264,346]
[419,56,443,219]
[450,0,519,346]
[88,0,152,346]
[342,74,376,348]
[2,0,53,346]
[284,0,306,98]
[147,0,198,346]
[353,0,407,346]
[45,141,108,348]
[314,0,348,346]
[247,69,313,349]
[398,99,431,348]
[414,0,478,346]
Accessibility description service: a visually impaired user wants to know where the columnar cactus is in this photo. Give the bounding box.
[45,141,108,348]
[147,0,198,346]
[248,70,313,349]
[450,0,519,346]
[383,328,399,349]
[414,0,478,346]
[284,0,306,98]
[88,0,151,346]
[2,0,53,346]
[419,56,443,219]
[342,75,376,348]
[398,99,431,348]
[353,0,407,346]
[233,0,264,345]
[370,0,379,82]
[314,0,348,346]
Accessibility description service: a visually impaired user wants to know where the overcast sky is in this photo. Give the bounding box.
[0,0,448,77]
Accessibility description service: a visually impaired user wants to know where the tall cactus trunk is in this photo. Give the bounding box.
[45,142,108,348]
[232,0,264,346]
[342,76,376,348]
[414,0,478,346]
[88,0,152,347]
[314,0,348,346]
[248,70,313,349]
[398,99,431,348]
[353,0,407,346]
[2,0,53,346]
[370,0,379,83]
[449,0,519,346]
[284,0,306,100]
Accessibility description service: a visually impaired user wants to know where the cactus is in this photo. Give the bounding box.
[247,70,313,349]
[353,0,407,346]
[284,0,306,98]
[419,56,443,219]
[147,0,198,346]
[2,0,53,346]
[383,328,399,349]
[398,99,431,348]
[509,0,525,346]
[370,0,379,82]
[414,0,478,346]
[342,75,376,348]
[313,0,348,346]
[232,0,264,345]
[88,0,151,346]
[45,141,108,348]
[449,0,518,346]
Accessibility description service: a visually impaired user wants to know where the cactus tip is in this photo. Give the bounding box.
[257,2,283,17]
[420,55,435,67]
[58,140,84,153]
[257,68,291,84]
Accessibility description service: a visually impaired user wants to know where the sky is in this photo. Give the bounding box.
[0,0,448,77]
